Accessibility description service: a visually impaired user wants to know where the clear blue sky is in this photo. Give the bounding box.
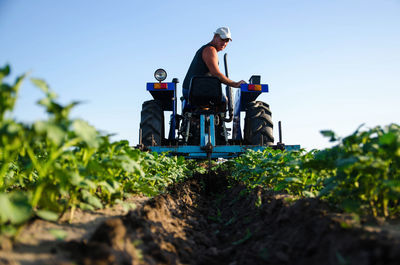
[1,0,399,150]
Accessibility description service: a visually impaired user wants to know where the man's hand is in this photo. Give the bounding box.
[232,80,246,88]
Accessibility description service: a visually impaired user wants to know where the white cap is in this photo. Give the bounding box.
[214,27,232,41]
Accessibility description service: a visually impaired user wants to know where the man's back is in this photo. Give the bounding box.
[182,44,212,99]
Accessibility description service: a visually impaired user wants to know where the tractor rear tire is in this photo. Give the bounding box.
[140,100,164,146]
[244,101,274,145]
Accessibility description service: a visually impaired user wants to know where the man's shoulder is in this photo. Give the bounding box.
[202,45,217,56]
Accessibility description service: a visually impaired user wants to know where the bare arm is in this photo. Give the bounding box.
[202,46,245,88]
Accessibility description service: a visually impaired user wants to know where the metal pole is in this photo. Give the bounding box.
[223,53,233,122]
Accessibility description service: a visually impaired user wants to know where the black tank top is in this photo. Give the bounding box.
[182,43,213,99]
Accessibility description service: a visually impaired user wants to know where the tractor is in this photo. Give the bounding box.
[139,54,299,159]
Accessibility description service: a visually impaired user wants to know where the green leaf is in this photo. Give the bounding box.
[34,121,66,146]
[79,202,95,211]
[120,156,143,175]
[72,119,99,148]
[61,101,81,119]
[36,210,59,221]
[1,225,17,237]
[87,195,103,209]
[137,184,157,197]
[396,147,400,157]
[383,180,400,193]
[0,64,10,82]
[80,179,97,190]
[0,193,33,225]
[49,229,67,240]
[82,190,103,209]
[320,130,338,142]
[336,157,358,168]
[317,182,337,197]
[99,181,116,193]
[31,78,51,95]
[37,97,52,108]
[120,201,137,212]
[47,125,66,146]
[379,132,397,145]
[302,191,316,198]
[273,182,287,192]
[69,172,81,186]
[285,177,302,184]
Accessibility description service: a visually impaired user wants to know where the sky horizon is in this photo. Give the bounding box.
[1,0,399,150]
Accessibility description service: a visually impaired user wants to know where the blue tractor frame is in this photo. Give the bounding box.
[139,55,300,159]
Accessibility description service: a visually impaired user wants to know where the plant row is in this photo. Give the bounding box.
[0,65,189,236]
[229,124,400,218]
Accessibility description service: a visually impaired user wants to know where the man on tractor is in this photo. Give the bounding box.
[182,26,246,100]
[140,26,280,151]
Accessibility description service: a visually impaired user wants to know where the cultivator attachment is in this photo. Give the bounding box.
[148,145,301,159]
[146,116,300,159]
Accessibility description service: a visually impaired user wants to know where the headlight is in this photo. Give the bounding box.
[154,69,167,82]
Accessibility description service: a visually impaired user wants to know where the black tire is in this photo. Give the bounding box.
[244,101,274,145]
[140,100,164,146]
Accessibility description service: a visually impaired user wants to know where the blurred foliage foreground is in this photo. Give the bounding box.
[0,65,190,237]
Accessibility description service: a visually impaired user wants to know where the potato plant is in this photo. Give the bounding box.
[231,125,400,218]
[0,65,189,236]
[231,148,328,197]
[315,125,400,217]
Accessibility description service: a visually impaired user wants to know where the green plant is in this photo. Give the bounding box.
[230,124,400,218]
[0,65,189,236]
[231,148,327,197]
[314,125,400,217]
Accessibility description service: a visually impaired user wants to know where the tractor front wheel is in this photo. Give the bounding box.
[244,101,274,145]
[140,100,164,146]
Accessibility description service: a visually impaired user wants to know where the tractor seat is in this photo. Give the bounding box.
[187,76,224,113]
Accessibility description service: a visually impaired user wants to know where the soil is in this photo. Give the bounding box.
[0,196,147,265]
[1,170,400,265]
